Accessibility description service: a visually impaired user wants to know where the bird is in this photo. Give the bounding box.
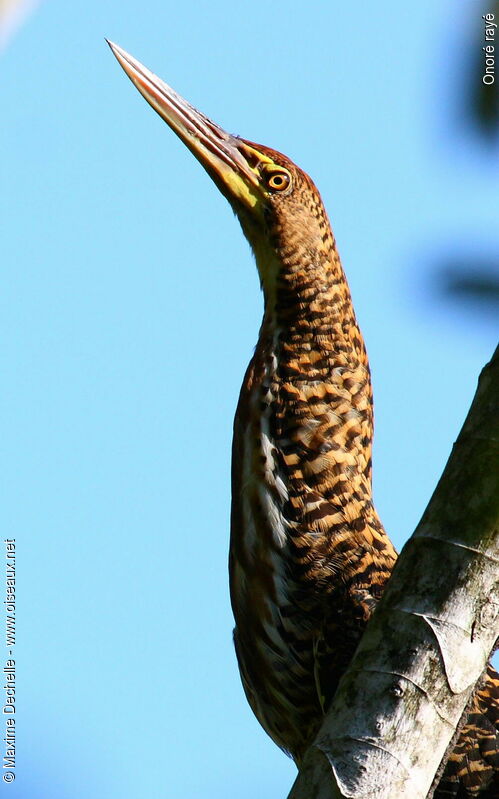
[107,41,499,797]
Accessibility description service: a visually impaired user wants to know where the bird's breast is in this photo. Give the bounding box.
[228,317,393,758]
[235,341,294,608]
[230,346,323,754]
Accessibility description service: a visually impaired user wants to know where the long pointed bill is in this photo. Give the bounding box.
[107,40,263,210]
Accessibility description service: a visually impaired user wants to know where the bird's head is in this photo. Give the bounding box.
[107,42,333,306]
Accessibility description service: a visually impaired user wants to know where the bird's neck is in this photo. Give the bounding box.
[259,239,373,429]
[255,223,370,381]
[262,243,369,381]
[251,240,381,540]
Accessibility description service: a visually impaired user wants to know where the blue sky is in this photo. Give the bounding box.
[1,2,497,798]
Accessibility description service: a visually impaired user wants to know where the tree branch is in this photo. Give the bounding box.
[288,344,499,799]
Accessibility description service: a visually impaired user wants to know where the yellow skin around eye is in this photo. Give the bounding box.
[267,172,290,191]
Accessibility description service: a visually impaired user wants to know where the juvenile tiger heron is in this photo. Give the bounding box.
[108,41,499,796]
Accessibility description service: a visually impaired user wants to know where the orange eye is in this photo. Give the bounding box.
[266,171,290,192]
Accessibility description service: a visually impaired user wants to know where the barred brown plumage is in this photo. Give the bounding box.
[108,41,499,797]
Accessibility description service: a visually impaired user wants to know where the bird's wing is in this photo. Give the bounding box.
[434,663,499,798]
